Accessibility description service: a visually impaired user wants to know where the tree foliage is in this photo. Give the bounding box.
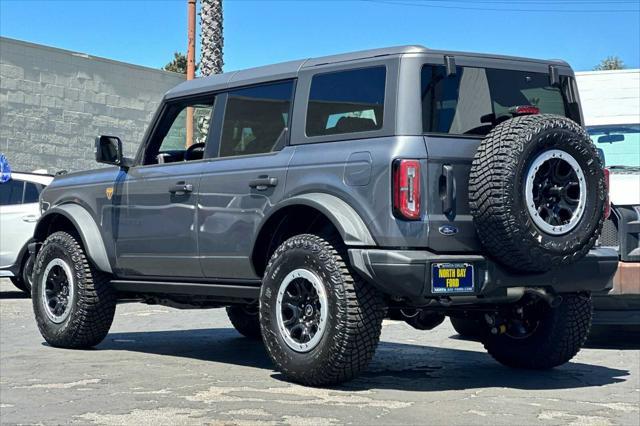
[163,52,198,74]
[594,56,625,71]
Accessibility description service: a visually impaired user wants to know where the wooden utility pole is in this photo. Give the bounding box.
[186,0,196,147]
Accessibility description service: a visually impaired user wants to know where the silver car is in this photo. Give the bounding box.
[0,171,53,295]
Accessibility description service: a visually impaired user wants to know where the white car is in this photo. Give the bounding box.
[0,171,54,295]
[577,69,640,326]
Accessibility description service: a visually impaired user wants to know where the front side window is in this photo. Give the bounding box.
[422,65,576,136]
[0,179,25,206]
[144,99,215,164]
[306,67,386,137]
[219,81,294,157]
[588,124,640,170]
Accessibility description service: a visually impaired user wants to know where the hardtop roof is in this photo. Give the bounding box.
[164,45,571,100]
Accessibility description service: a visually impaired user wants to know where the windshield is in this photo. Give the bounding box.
[421,65,580,136]
[588,124,640,169]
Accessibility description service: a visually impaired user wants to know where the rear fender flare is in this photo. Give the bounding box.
[266,193,376,246]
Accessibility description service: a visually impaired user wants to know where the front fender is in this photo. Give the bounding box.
[270,193,376,246]
[34,204,112,274]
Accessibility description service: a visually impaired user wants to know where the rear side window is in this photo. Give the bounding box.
[219,80,294,158]
[421,65,574,137]
[306,67,386,137]
[23,182,42,203]
[0,179,25,205]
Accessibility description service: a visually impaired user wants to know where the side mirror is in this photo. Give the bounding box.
[595,148,606,166]
[598,134,625,144]
[95,136,131,167]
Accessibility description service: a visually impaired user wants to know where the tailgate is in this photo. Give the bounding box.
[423,135,482,252]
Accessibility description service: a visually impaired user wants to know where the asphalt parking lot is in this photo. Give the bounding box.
[1,279,639,426]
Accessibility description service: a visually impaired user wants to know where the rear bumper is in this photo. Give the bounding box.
[590,261,640,326]
[608,261,640,295]
[348,247,618,304]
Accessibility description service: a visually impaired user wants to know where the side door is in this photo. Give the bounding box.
[0,179,42,269]
[114,96,217,278]
[197,80,296,280]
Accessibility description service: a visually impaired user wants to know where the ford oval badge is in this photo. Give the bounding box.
[438,224,458,236]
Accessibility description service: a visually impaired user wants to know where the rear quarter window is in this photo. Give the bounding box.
[306,66,386,137]
[23,182,42,204]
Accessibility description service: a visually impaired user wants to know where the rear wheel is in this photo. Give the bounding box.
[260,234,385,386]
[226,304,261,339]
[483,293,592,369]
[32,231,116,348]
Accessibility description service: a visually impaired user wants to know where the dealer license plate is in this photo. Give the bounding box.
[431,263,474,294]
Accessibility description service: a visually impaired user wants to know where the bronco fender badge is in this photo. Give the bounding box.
[105,187,114,200]
[438,224,458,236]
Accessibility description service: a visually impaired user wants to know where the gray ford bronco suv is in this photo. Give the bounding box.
[30,46,617,386]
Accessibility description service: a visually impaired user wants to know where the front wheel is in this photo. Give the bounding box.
[32,231,116,349]
[484,293,592,369]
[260,234,385,386]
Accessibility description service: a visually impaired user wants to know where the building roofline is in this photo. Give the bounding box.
[0,36,186,78]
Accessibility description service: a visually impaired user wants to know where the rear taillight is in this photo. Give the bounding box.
[393,159,421,220]
[604,168,611,219]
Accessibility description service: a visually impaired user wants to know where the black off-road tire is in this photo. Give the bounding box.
[226,305,261,339]
[450,317,484,338]
[260,234,385,386]
[32,231,116,348]
[469,114,606,272]
[484,293,592,369]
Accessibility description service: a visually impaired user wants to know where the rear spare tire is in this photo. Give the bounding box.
[469,114,606,272]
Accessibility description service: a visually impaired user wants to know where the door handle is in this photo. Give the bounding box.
[249,177,278,190]
[21,215,38,223]
[169,182,194,194]
[441,165,456,220]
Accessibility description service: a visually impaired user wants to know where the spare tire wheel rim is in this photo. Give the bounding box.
[276,268,328,353]
[41,258,75,323]
[525,149,587,235]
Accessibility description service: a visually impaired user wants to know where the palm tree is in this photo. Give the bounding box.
[200,0,224,76]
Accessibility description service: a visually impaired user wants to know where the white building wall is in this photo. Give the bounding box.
[576,69,640,126]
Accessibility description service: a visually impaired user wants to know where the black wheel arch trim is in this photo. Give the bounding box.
[34,204,113,274]
[256,193,377,247]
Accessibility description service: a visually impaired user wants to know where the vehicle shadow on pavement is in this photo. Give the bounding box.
[450,329,640,350]
[96,328,630,392]
[0,289,29,299]
[584,326,640,350]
